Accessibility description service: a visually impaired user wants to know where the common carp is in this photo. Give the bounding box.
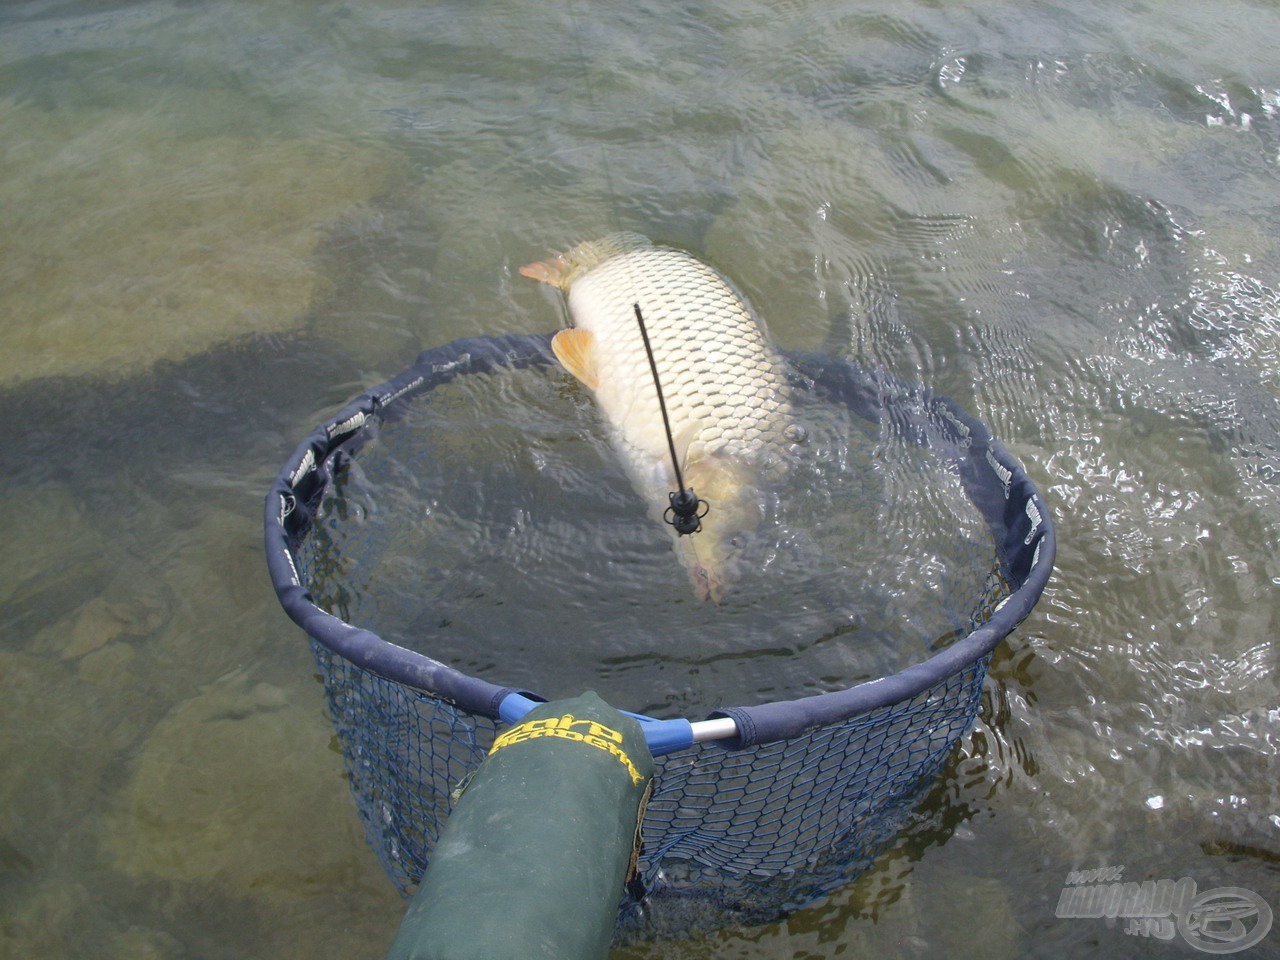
[520,233,793,601]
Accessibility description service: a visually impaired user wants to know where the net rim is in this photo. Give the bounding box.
[264,332,1055,749]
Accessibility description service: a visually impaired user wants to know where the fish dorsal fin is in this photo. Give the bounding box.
[551,328,600,390]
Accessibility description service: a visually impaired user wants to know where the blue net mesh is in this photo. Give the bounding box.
[623,655,991,936]
[304,558,1006,939]
[311,643,498,888]
[267,334,1054,939]
[311,637,991,938]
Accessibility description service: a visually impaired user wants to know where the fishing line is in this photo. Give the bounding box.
[562,0,625,232]
[633,303,708,535]
[563,1,709,535]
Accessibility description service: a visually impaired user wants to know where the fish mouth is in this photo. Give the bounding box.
[689,563,732,605]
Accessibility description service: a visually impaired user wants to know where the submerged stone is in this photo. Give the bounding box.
[102,675,369,902]
[0,101,400,386]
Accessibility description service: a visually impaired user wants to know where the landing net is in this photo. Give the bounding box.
[264,333,1054,938]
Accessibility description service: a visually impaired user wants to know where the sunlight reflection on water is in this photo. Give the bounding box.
[2,0,1279,957]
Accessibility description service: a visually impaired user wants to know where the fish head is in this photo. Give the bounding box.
[677,536,740,604]
[670,456,762,603]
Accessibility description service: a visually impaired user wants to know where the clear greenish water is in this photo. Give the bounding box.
[2,1,1278,958]
[304,363,995,714]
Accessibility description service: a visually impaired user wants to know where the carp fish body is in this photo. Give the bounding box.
[520,233,793,601]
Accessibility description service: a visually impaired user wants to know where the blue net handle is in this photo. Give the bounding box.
[497,692,706,756]
[264,334,1055,752]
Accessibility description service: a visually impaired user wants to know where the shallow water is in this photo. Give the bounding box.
[2,1,1278,958]
[303,362,995,715]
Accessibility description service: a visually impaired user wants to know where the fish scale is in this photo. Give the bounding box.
[578,249,787,464]
[521,233,793,600]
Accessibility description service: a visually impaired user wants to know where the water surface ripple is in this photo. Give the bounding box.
[2,1,1278,958]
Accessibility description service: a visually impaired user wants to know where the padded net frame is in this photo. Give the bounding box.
[264,333,1054,937]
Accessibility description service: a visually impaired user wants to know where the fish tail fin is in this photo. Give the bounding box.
[520,233,651,290]
[519,254,573,289]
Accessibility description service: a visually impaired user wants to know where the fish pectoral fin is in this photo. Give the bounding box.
[551,328,600,390]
